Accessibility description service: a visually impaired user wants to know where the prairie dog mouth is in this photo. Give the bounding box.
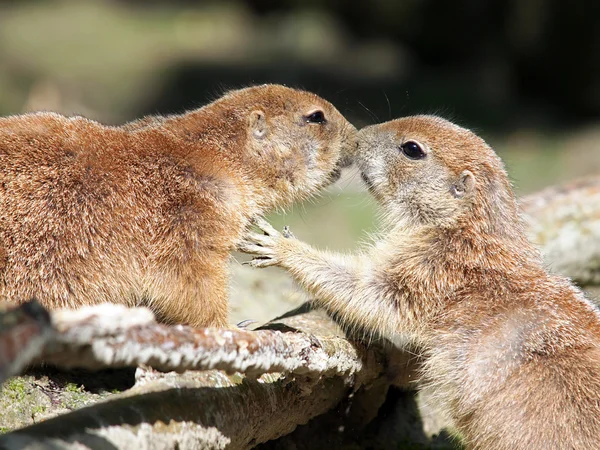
[337,153,354,169]
[330,166,342,183]
[336,138,357,169]
[360,171,374,189]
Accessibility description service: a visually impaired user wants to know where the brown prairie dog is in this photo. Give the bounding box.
[241,115,600,449]
[0,84,357,328]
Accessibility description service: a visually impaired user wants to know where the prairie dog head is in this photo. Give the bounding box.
[221,85,357,208]
[357,115,516,231]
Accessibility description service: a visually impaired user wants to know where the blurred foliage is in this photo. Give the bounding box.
[0,0,599,249]
[1,0,599,128]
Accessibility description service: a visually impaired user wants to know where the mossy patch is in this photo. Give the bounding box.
[0,375,52,431]
[0,369,132,433]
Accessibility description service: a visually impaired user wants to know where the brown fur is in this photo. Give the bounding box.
[0,84,356,328]
[241,115,600,449]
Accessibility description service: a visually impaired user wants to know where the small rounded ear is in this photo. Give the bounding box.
[249,110,267,139]
[451,170,476,198]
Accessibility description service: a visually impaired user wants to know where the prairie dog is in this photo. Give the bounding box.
[241,115,600,449]
[0,84,356,328]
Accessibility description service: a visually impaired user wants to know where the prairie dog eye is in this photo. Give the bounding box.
[305,110,326,124]
[400,141,426,160]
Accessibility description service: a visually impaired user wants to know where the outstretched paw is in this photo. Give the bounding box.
[238,218,296,268]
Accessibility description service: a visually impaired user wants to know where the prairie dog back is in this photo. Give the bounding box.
[0,84,357,328]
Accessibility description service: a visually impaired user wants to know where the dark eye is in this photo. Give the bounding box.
[400,141,426,160]
[305,111,326,124]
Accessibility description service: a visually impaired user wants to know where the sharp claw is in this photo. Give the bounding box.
[250,257,277,268]
[237,319,257,329]
[282,226,295,239]
[256,262,273,268]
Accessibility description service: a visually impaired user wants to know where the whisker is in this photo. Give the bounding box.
[357,101,379,124]
[382,89,392,120]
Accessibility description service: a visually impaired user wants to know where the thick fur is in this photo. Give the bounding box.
[0,84,357,328]
[241,115,600,449]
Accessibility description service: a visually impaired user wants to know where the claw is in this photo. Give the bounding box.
[249,257,277,268]
[282,226,295,239]
[238,241,275,257]
[254,217,279,236]
[237,319,257,329]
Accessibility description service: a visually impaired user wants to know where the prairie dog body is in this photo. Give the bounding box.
[241,116,600,449]
[0,84,356,328]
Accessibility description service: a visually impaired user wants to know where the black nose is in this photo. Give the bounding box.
[360,172,374,190]
[338,154,354,168]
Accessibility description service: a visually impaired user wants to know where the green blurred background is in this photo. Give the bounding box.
[1,0,599,253]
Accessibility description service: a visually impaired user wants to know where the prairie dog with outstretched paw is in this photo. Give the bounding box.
[0,84,356,328]
[241,115,600,449]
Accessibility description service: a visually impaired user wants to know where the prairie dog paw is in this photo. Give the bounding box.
[239,218,292,268]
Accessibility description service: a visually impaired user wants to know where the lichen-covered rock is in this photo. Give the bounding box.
[0,306,394,449]
[522,176,600,286]
[1,176,600,449]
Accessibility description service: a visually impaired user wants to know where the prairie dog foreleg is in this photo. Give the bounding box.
[240,219,402,337]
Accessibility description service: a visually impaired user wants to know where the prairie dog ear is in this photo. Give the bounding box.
[249,110,267,139]
[451,170,476,198]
